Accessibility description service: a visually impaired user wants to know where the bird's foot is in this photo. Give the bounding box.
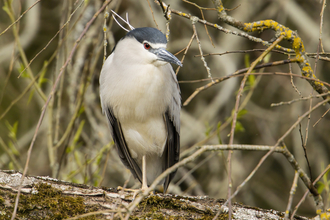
[116,186,141,193]
[116,186,153,199]
[116,186,141,200]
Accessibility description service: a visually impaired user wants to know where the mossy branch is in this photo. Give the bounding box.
[212,0,330,104]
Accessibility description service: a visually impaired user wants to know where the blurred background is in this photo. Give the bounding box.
[0,0,329,217]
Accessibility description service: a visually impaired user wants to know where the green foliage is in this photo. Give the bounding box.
[96,144,111,165]
[73,120,85,146]
[8,162,14,170]
[66,120,85,154]
[78,105,85,117]
[263,53,271,63]
[37,61,49,87]
[317,164,330,209]
[235,109,247,132]
[5,121,18,140]
[236,109,248,118]
[18,62,29,78]
[216,122,222,144]
[235,121,245,133]
[227,109,248,134]
[248,74,255,87]
[204,121,213,137]
[5,121,19,156]
[2,0,13,16]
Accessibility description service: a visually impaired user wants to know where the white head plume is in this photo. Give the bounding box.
[111,10,135,32]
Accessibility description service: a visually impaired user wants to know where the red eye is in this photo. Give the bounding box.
[143,43,151,50]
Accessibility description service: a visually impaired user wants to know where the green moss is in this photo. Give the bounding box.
[1,183,99,220]
[136,195,228,220]
[0,185,230,219]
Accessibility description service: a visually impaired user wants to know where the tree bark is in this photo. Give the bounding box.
[0,170,312,219]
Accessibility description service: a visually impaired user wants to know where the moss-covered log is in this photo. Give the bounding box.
[0,170,311,219]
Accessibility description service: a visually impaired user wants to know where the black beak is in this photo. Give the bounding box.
[153,48,182,67]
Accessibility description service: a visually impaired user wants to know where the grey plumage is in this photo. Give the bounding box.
[99,27,181,192]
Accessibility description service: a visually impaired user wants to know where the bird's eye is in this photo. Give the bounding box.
[143,43,151,50]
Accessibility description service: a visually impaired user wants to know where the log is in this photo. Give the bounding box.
[0,170,311,219]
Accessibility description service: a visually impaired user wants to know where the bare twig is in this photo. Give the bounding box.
[184,70,330,106]
[175,33,195,75]
[163,0,330,104]
[291,164,330,219]
[289,54,302,97]
[124,144,287,219]
[3,2,46,102]
[192,22,213,80]
[285,171,299,220]
[18,0,85,78]
[196,49,292,57]
[103,7,109,62]
[180,59,297,84]
[271,92,330,107]
[156,1,294,53]
[198,50,330,62]
[221,97,330,214]
[313,107,330,127]
[224,35,284,219]
[0,0,41,37]
[299,122,312,181]
[10,1,113,219]
[183,0,215,47]
[146,0,159,29]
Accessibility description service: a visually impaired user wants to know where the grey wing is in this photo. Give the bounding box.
[105,107,143,183]
[162,68,181,193]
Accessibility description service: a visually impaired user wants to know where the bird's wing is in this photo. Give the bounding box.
[105,107,143,183]
[163,112,180,192]
[163,67,181,192]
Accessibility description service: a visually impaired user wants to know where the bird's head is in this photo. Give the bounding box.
[115,27,182,67]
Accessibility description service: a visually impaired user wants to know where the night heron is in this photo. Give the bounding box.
[99,27,181,193]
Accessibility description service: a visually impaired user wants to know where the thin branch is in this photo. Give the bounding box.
[184,70,330,106]
[196,49,292,57]
[291,164,330,219]
[271,92,330,107]
[146,0,159,29]
[197,50,330,62]
[103,7,109,62]
[3,1,47,102]
[225,35,285,219]
[10,1,113,219]
[183,0,215,47]
[158,0,330,103]
[156,1,294,53]
[313,107,330,127]
[124,144,286,219]
[179,59,297,84]
[175,33,195,75]
[0,0,41,37]
[299,122,312,181]
[192,22,213,80]
[285,171,299,220]
[221,97,330,214]
[18,0,85,78]
[289,54,302,97]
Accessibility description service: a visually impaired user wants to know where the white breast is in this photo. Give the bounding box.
[100,50,173,160]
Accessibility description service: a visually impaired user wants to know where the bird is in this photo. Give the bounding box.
[99,27,181,193]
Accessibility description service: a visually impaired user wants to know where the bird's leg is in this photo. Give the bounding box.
[117,156,148,197]
[142,155,148,190]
